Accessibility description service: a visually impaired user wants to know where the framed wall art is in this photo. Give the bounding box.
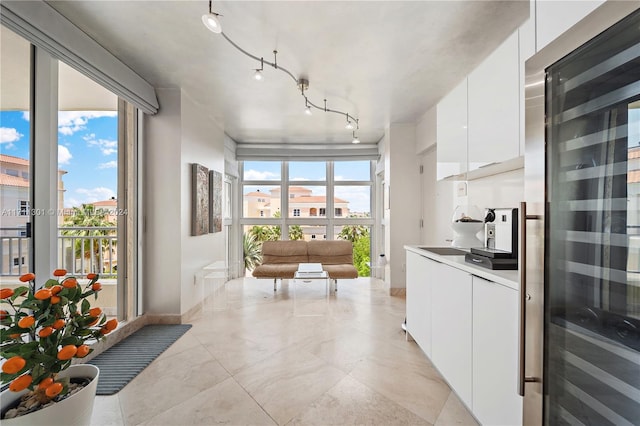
[191,163,210,236]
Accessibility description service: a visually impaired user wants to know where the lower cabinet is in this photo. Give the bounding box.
[472,275,523,425]
[405,250,523,425]
[431,264,473,407]
[406,251,433,356]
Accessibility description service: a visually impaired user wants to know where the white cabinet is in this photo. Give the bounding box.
[472,275,523,426]
[406,251,434,357]
[468,31,520,172]
[431,263,472,407]
[436,78,467,180]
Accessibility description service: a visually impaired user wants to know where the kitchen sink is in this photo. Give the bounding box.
[418,247,468,256]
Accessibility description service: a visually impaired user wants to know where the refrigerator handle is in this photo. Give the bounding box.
[519,201,540,396]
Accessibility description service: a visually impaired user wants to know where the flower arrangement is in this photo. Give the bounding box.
[0,270,117,408]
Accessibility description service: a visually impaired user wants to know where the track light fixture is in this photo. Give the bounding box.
[351,131,360,144]
[201,1,361,142]
[201,1,222,33]
[253,57,264,81]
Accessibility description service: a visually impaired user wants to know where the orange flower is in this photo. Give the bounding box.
[34,288,52,300]
[18,273,35,282]
[105,318,118,332]
[87,273,97,279]
[0,288,14,299]
[17,316,35,328]
[38,326,54,338]
[91,282,102,291]
[52,269,67,277]
[50,285,62,295]
[57,345,77,360]
[9,375,32,392]
[52,319,65,329]
[62,277,78,288]
[2,356,26,374]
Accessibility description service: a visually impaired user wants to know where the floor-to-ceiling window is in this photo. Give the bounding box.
[0,26,31,281]
[0,24,141,322]
[240,160,374,276]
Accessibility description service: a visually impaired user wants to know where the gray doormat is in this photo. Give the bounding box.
[89,324,192,395]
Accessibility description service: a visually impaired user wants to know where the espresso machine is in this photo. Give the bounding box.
[465,207,518,270]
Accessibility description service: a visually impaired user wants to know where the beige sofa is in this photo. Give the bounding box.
[252,240,359,290]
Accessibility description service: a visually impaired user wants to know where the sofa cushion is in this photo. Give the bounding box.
[261,240,308,264]
[323,264,359,279]
[307,240,353,265]
[252,263,299,279]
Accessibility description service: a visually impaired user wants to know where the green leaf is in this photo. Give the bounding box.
[44,279,59,288]
[10,286,29,301]
[81,299,90,314]
[60,336,82,346]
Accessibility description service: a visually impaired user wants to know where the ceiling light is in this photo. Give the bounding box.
[305,105,312,116]
[352,132,360,144]
[253,57,264,81]
[202,1,222,33]
[345,114,354,130]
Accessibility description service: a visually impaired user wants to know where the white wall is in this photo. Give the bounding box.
[416,105,436,153]
[386,123,421,292]
[144,88,182,315]
[144,88,226,317]
[179,91,226,314]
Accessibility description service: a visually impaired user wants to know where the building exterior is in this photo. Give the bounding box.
[244,186,350,219]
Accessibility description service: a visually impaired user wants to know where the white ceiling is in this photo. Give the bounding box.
[34,1,528,145]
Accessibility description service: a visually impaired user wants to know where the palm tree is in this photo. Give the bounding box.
[288,225,303,240]
[243,232,262,271]
[61,204,116,273]
[337,224,369,242]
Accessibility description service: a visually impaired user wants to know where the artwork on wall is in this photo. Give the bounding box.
[209,170,223,233]
[191,163,210,236]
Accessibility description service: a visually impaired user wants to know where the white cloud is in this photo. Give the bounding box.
[58,111,117,136]
[98,161,118,169]
[244,169,279,180]
[22,111,30,122]
[334,186,371,214]
[73,187,116,205]
[83,133,117,156]
[58,145,73,165]
[0,127,23,147]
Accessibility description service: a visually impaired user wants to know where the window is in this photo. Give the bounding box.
[259,210,264,217]
[6,169,19,177]
[293,209,300,217]
[310,208,317,216]
[290,194,295,199]
[311,234,316,239]
[21,171,29,179]
[335,208,342,217]
[319,208,326,216]
[19,201,29,216]
[13,257,25,266]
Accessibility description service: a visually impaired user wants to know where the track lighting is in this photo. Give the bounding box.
[202,2,361,142]
[352,132,360,144]
[253,57,264,81]
[201,1,222,33]
[345,114,354,130]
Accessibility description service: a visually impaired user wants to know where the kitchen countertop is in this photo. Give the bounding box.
[405,245,520,291]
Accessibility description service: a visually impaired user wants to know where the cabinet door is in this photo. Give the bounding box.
[468,31,520,171]
[472,276,522,426]
[431,264,472,407]
[436,78,467,180]
[406,251,433,357]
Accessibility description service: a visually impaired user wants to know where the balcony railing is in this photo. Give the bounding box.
[0,226,117,278]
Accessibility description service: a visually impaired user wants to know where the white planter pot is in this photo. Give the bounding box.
[1,364,99,426]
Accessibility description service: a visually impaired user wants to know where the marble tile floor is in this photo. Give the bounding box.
[90,277,479,426]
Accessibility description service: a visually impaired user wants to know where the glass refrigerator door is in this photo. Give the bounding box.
[545,10,640,425]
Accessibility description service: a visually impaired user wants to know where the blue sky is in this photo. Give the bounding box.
[0,110,118,208]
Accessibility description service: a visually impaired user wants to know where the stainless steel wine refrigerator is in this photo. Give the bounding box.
[522,3,640,425]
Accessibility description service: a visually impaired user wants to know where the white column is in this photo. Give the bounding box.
[31,46,58,282]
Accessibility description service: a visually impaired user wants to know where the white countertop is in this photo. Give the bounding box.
[405,245,520,291]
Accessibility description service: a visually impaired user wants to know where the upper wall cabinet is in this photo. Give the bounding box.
[467,31,520,173]
[436,78,468,180]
